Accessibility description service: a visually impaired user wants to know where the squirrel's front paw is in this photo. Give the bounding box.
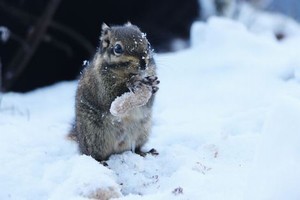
[141,76,160,94]
[111,75,159,117]
[127,75,160,94]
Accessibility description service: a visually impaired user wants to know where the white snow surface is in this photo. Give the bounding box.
[1,17,300,199]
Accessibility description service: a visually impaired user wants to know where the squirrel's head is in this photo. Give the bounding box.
[98,23,153,73]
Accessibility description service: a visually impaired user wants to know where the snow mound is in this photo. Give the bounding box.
[0,82,121,199]
[245,97,300,200]
[47,155,121,200]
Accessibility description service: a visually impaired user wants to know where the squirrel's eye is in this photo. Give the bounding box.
[113,43,124,55]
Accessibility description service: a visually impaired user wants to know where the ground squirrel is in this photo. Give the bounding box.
[69,23,159,161]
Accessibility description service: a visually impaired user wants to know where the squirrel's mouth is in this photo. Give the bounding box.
[139,53,151,70]
[139,58,147,70]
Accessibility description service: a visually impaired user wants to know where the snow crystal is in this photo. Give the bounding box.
[141,32,147,38]
[82,60,89,66]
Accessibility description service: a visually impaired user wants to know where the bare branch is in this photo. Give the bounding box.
[2,0,62,91]
[0,1,94,57]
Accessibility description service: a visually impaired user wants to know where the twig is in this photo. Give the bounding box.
[2,0,62,91]
[0,1,94,57]
[43,34,74,57]
[49,21,94,55]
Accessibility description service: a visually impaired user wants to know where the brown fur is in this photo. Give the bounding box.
[69,23,159,161]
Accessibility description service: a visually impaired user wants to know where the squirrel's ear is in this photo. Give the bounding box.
[100,23,111,50]
[125,21,132,27]
[125,22,140,32]
[101,23,110,37]
[102,23,110,31]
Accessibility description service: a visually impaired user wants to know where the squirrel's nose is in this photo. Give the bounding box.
[139,56,147,70]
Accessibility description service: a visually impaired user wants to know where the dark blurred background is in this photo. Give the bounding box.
[0,0,199,92]
[0,0,299,92]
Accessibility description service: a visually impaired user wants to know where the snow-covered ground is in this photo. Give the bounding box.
[1,17,300,199]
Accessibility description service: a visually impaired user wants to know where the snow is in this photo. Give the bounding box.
[236,3,300,39]
[1,16,300,199]
[245,96,300,200]
[199,0,237,19]
[0,83,121,199]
